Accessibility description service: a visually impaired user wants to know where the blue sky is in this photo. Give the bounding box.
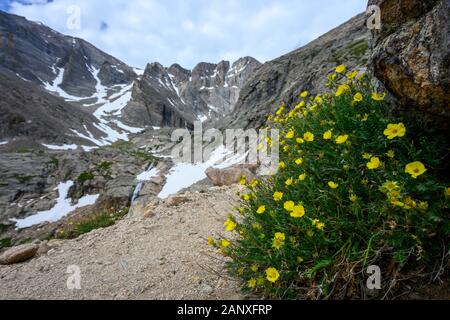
[2,0,367,69]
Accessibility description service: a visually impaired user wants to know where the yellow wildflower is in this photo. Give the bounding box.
[276,105,285,116]
[418,201,429,211]
[295,158,304,165]
[361,114,369,122]
[290,205,305,218]
[250,179,260,188]
[294,101,306,110]
[336,64,346,74]
[243,194,251,201]
[266,268,280,283]
[347,70,358,79]
[284,201,295,212]
[315,96,323,104]
[257,205,266,214]
[312,219,325,231]
[285,130,295,139]
[367,157,382,170]
[335,135,349,144]
[304,132,315,142]
[296,138,305,144]
[224,219,237,232]
[250,265,259,273]
[382,181,400,193]
[386,150,395,158]
[362,153,372,160]
[252,223,262,230]
[299,173,307,181]
[336,84,350,97]
[405,161,427,179]
[272,232,286,249]
[278,161,286,169]
[323,130,333,140]
[220,239,231,248]
[353,92,363,103]
[384,123,406,140]
[247,278,257,288]
[300,91,309,98]
[372,92,386,101]
[328,181,339,189]
[239,175,247,185]
[273,192,283,201]
[285,177,294,186]
[349,194,358,203]
[207,236,215,246]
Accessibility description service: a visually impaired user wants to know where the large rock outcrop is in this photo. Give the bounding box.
[369,0,450,130]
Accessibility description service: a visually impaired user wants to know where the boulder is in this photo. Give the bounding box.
[128,199,155,220]
[369,0,450,131]
[0,243,39,265]
[205,164,258,187]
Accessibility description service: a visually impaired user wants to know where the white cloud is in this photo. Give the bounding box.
[9,0,367,69]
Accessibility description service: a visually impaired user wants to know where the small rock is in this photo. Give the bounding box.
[166,195,189,207]
[36,241,50,256]
[0,244,39,265]
[128,201,155,219]
[201,284,214,295]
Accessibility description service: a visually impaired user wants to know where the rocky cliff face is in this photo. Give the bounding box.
[369,0,450,131]
[0,11,135,98]
[0,66,104,146]
[217,13,372,129]
[122,57,261,128]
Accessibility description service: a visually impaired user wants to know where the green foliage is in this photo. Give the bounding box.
[347,40,369,59]
[77,172,95,183]
[56,207,129,240]
[0,237,12,250]
[15,175,33,183]
[49,156,59,167]
[212,67,449,299]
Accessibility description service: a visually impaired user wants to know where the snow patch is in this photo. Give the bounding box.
[42,144,78,151]
[43,66,83,101]
[137,166,159,182]
[157,145,247,199]
[133,68,144,76]
[11,181,100,229]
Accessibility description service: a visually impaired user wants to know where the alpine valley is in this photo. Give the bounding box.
[0,0,448,300]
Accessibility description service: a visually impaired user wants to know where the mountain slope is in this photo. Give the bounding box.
[0,66,104,147]
[0,11,136,98]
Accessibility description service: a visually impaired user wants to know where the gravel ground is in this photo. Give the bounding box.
[0,186,243,300]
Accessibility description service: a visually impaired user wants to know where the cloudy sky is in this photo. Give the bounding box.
[1,0,367,69]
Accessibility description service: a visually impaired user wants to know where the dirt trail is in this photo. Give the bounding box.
[0,186,243,300]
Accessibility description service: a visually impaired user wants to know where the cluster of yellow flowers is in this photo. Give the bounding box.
[209,64,447,288]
